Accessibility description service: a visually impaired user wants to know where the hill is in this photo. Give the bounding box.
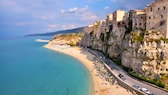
[25,27,86,36]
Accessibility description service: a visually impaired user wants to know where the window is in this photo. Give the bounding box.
[118,22,120,26]
[158,7,160,11]
[163,6,166,10]
[160,20,165,26]
[149,16,151,19]
[161,15,163,19]
[150,7,152,12]
[139,23,142,25]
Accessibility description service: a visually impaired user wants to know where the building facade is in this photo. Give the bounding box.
[112,9,126,32]
[146,0,168,38]
[131,9,146,30]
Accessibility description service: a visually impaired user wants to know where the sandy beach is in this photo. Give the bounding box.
[44,43,135,95]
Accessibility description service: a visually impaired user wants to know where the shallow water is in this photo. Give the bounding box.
[0,36,92,95]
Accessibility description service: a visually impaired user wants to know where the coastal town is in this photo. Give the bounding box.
[81,0,168,80]
[45,0,168,95]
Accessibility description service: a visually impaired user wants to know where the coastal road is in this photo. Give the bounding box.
[87,48,168,95]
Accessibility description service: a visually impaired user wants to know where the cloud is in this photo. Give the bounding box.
[61,24,76,30]
[60,9,66,14]
[79,5,88,13]
[47,24,76,32]
[68,7,78,13]
[81,12,97,20]
[0,0,23,11]
[33,14,56,20]
[60,5,89,14]
[48,24,57,28]
[40,16,47,20]
[111,0,125,2]
[104,6,110,10]
[82,15,97,20]
[47,24,58,32]
[86,0,102,2]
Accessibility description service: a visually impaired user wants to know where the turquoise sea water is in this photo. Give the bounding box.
[0,37,92,95]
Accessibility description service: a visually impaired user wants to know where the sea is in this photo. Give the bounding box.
[0,36,92,95]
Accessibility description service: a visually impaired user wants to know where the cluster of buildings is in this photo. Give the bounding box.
[88,0,168,38]
[83,0,168,76]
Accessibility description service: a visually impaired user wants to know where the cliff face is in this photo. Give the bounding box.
[81,26,168,78]
[81,26,126,60]
[122,31,168,77]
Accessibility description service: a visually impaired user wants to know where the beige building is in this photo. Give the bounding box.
[146,0,168,38]
[113,9,126,22]
[106,13,113,32]
[106,13,113,21]
[131,9,146,30]
[112,9,126,31]
[123,12,129,27]
[93,21,99,33]
[87,24,94,33]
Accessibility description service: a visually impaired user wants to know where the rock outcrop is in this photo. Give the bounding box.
[49,33,82,46]
[122,31,168,77]
[81,25,168,78]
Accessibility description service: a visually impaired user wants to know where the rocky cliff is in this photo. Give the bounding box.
[48,33,82,46]
[81,26,126,60]
[122,31,168,77]
[80,25,168,80]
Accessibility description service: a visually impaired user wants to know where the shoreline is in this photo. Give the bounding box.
[44,44,134,95]
[44,45,95,95]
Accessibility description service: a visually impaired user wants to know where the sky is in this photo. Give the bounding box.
[0,0,154,38]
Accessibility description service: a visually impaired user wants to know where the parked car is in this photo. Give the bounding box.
[132,85,140,90]
[118,74,126,81]
[118,74,124,78]
[140,88,151,94]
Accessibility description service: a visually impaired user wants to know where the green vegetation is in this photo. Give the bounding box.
[51,32,82,46]
[160,75,168,90]
[131,32,144,42]
[160,37,168,43]
[112,59,122,66]
[143,57,153,61]
[160,73,166,76]
[111,59,166,89]
[128,71,165,88]
[52,32,83,40]
[66,42,78,46]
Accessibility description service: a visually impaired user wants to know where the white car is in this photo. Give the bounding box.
[140,88,151,94]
